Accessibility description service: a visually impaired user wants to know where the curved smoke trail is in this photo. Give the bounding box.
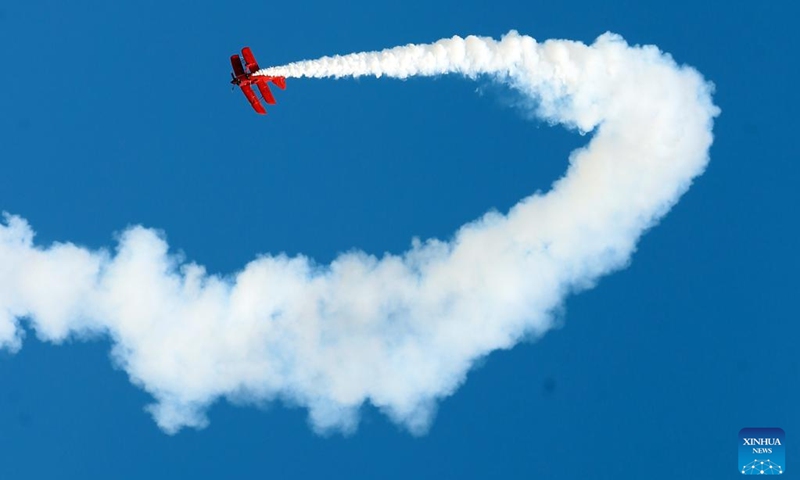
[0,31,717,434]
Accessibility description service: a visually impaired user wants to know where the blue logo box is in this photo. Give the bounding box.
[739,428,785,475]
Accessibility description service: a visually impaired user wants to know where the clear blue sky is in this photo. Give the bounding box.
[0,0,796,478]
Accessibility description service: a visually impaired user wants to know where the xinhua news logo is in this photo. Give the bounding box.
[739,428,785,475]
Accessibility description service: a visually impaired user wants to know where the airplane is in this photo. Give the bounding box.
[230,47,286,115]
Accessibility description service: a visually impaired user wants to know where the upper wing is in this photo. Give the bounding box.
[230,54,245,77]
[241,47,259,74]
[240,85,266,114]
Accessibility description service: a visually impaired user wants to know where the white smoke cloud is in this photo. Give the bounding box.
[0,31,718,434]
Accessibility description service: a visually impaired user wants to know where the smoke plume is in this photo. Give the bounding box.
[0,31,718,434]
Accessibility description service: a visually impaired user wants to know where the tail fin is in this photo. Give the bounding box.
[271,76,286,90]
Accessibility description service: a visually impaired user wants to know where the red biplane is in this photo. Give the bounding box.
[230,47,286,115]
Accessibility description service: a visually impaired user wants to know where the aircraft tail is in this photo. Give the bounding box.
[271,76,286,90]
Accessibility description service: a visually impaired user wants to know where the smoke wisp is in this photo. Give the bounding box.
[1,31,718,434]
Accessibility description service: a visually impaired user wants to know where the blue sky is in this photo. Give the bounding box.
[0,0,796,478]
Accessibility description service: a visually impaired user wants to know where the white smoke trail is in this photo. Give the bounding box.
[0,31,717,434]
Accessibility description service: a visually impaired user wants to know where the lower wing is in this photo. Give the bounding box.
[240,85,266,114]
